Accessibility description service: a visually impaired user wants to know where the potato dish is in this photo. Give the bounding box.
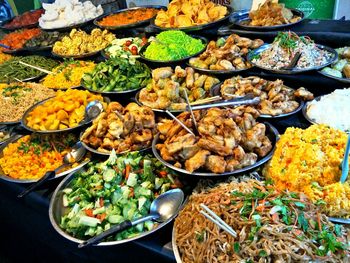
[139,66,220,110]
[25,89,103,131]
[155,0,227,28]
[53,29,115,56]
[189,34,264,71]
[81,102,155,154]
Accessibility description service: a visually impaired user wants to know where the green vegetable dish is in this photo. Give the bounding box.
[143,31,206,61]
[82,57,151,93]
[59,151,182,241]
[0,55,59,83]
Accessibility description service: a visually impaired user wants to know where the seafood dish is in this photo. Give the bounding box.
[321,46,350,79]
[174,178,349,263]
[82,57,151,93]
[138,66,220,110]
[264,124,350,217]
[247,0,302,26]
[219,76,314,116]
[52,29,115,57]
[252,32,334,70]
[97,7,159,27]
[81,102,156,154]
[155,0,227,28]
[0,82,56,123]
[39,0,103,30]
[156,107,273,173]
[189,34,264,71]
[25,89,103,131]
[305,89,350,132]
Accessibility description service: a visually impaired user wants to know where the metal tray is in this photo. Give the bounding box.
[138,35,208,67]
[21,96,104,134]
[232,8,304,31]
[81,81,142,95]
[247,43,338,75]
[210,81,305,119]
[80,132,151,156]
[318,70,350,84]
[49,164,181,246]
[152,122,278,177]
[149,6,233,33]
[51,49,102,59]
[39,15,102,32]
[94,5,166,31]
[0,134,89,183]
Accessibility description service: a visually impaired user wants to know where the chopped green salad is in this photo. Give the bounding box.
[143,31,205,61]
[60,151,182,241]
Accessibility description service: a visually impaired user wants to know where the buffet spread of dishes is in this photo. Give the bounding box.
[0,0,350,261]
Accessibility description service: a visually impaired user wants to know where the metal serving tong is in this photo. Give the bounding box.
[187,94,261,111]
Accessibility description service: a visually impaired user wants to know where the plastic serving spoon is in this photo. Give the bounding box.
[17,142,86,198]
[78,188,184,248]
[340,134,350,183]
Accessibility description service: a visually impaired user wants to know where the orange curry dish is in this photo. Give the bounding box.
[98,8,159,27]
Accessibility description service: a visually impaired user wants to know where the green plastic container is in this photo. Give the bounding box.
[279,0,336,19]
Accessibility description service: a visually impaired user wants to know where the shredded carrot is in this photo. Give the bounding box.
[125,164,131,179]
[85,209,94,217]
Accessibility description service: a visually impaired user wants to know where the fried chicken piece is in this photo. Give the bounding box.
[130,129,153,144]
[233,145,245,161]
[80,123,97,140]
[243,123,266,151]
[239,153,258,168]
[157,119,173,135]
[108,119,123,138]
[197,137,232,156]
[226,158,240,172]
[254,136,272,157]
[205,155,226,173]
[85,135,102,149]
[156,144,174,161]
[185,150,210,173]
[101,137,114,150]
[166,133,196,154]
[185,67,195,88]
[294,87,314,100]
[106,102,124,114]
[123,112,134,135]
[96,119,108,137]
[179,144,200,160]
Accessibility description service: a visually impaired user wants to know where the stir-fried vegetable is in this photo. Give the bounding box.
[60,151,182,241]
[82,57,151,92]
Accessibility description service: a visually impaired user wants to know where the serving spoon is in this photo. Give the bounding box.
[17,142,87,198]
[80,100,104,124]
[281,52,302,70]
[78,188,184,248]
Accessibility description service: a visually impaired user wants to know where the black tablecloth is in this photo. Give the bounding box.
[1,19,350,263]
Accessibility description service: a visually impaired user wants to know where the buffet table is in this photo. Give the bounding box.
[0,3,350,261]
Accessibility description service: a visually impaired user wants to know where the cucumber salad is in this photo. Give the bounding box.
[59,151,182,241]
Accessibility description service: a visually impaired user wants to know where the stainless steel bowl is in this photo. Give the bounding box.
[0,134,89,183]
[232,8,305,31]
[49,164,181,246]
[152,122,279,177]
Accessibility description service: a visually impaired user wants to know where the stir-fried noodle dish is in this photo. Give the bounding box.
[174,178,349,263]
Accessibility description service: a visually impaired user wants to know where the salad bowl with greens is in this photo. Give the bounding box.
[49,150,183,245]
